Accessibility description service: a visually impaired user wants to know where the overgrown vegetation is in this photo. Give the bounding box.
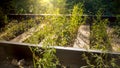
[29,46,59,68]
[81,10,120,68]
[0,0,120,68]
[90,10,112,51]
[0,18,39,40]
[113,16,120,38]
[24,3,86,68]
[25,3,85,46]
[82,52,120,68]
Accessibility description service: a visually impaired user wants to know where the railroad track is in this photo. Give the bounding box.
[0,14,120,67]
[8,14,117,22]
[10,23,46,42]
[6,14,120,51]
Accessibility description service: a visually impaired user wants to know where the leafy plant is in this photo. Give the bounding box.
[82,52,120,68]
[113,16,120,38]
[90,10,112,51]
[0,18,39,41]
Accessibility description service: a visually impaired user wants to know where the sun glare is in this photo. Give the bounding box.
[40,0,52,7]
[41,0,51,4]
[43,0,50,3]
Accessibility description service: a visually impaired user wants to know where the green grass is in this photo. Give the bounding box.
[0,18,40,41]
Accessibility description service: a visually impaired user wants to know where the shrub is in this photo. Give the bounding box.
[90,10,112,51]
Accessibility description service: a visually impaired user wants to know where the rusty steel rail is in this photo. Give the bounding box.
[7,14,118,25]
[8,14,118,17]
[0,41,120,68]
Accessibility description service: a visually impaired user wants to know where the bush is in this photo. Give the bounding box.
[90,10,112,51]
